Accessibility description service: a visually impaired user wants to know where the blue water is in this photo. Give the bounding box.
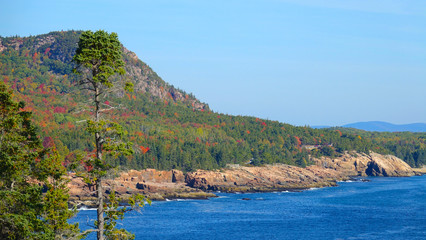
[72,176,426,240]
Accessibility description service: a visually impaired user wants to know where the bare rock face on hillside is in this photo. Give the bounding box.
[122,46,208,110]
[0,39,6,53]
[314,152,415,177]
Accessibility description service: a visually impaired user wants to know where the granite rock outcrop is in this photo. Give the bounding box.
[67,152,416,207]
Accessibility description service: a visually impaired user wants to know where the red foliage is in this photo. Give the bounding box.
[42,136,55,149]
[82,161,93,172]
[261,122,267,126]
[104,100,110,105]
[42,97,49,106]
[38,83,46,94]
[53,106,66,113]
[44,48,51,55]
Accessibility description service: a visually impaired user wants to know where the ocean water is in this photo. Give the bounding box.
[72,175,426,240]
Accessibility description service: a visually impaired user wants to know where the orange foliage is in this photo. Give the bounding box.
[32,52,38,62]
[139,146,150,154]
[294,136,302,146]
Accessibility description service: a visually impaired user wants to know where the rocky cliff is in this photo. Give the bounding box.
[313,152,415,177]
[68,152,416,207]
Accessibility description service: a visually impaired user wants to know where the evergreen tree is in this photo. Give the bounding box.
[0,82,79,239]
[73,30,148,240]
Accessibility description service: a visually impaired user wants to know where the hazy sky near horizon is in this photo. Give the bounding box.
[1,0,425,126]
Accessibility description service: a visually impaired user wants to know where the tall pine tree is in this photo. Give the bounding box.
[73,30,148,240]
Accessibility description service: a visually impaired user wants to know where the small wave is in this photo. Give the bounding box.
[308,188,319,191]
[78,206,96,211]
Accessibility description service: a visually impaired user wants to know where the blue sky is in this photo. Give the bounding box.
[1,0,425,126]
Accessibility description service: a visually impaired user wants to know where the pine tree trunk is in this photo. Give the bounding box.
[97,178,104,240]
[95,82,104,240]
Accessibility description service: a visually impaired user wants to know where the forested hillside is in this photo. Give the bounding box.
[1,31,424,170]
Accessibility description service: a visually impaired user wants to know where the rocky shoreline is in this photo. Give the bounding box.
[67,152,419,208]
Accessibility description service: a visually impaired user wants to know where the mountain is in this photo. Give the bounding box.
[342,121,426,132]
[0,31,208,111]
[0,31,425,169]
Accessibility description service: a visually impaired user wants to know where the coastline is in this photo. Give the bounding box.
[68,152,418,208]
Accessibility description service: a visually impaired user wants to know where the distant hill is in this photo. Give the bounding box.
[342,121,426,132]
